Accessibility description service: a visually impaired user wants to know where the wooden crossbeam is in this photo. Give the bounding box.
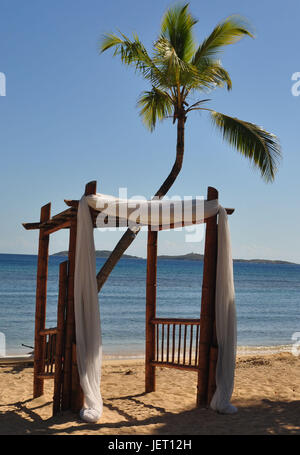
[150,361,199,372]
[23,208,77,231]
[39,328,57,336]
[151,318,201,325]
[43,221,71,236]
[37,373,55,380]
[24,196,234,233]
[22,222,42,230]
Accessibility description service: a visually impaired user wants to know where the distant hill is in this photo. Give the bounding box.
[233,258,296,264]
[52,250,141,259]
[158,253,204,261]
[52,250,297,265]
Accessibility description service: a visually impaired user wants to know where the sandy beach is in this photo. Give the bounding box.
[0,352,299,435]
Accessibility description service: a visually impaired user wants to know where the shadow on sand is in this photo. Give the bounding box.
[0,393,299,435]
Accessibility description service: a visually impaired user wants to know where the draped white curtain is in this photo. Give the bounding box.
[74,194,237,423]
[74,197,103,423]
[86,192,218,230]
[210,207,237,414]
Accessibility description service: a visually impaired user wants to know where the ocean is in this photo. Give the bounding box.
[0,253,299,357]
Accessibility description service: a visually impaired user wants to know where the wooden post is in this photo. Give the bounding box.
[206,230,219,404]
[207,345,218,405]
[145,229,158,392]
[33,202,51,398]
[71,343,84,412]
[62,218,77,410]
[67,180,97,412]
[84,180,97,197]
[53,261,68,414]
[197,187,218,407]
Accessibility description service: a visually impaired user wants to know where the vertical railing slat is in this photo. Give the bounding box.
[166,324,170,362]
[189,325,193,365]
[161,324,164,362]
[178,324,182,364]
[183,325,187,365]
[172,324,176,363]
[195,325,200,366]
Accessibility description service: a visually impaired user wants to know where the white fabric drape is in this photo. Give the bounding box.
[86,193,219,230]
[74,196,103,423]
[74,194,237,422]
[210,207,237,414]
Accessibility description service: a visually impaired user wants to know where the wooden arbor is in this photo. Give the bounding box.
[145,186,234,406]
[23,180,234,415]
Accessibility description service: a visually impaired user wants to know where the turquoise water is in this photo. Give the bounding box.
[0,254,299,356]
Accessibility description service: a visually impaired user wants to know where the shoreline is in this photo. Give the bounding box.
[3,343,295,362]
[102,344,295,360]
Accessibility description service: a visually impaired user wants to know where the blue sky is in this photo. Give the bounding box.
[0,0,299,262]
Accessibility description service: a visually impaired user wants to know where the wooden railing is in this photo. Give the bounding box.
[150,318,201,371]
[37,328,57,379]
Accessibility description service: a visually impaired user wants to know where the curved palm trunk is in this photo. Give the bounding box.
[96,115,185,292]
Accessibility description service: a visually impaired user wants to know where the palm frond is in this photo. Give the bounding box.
[160,3,197,62]
[182,59,232,94]
[153,36,200,89]
[154,37,191,72]
[187,99,211,109]
[193,15,253,66]
[100,32,168,88]
[137,87,174,131]
[198,59,232,90]
[100,33,124,53]
[215,65,232,90]
[210,111,281,182]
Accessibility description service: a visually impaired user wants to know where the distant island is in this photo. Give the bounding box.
[52,250,297,265]
[53,250,141,260]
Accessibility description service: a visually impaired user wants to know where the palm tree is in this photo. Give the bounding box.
[96,3,281,291]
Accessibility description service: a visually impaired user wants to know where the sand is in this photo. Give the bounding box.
[0,353,299,435]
